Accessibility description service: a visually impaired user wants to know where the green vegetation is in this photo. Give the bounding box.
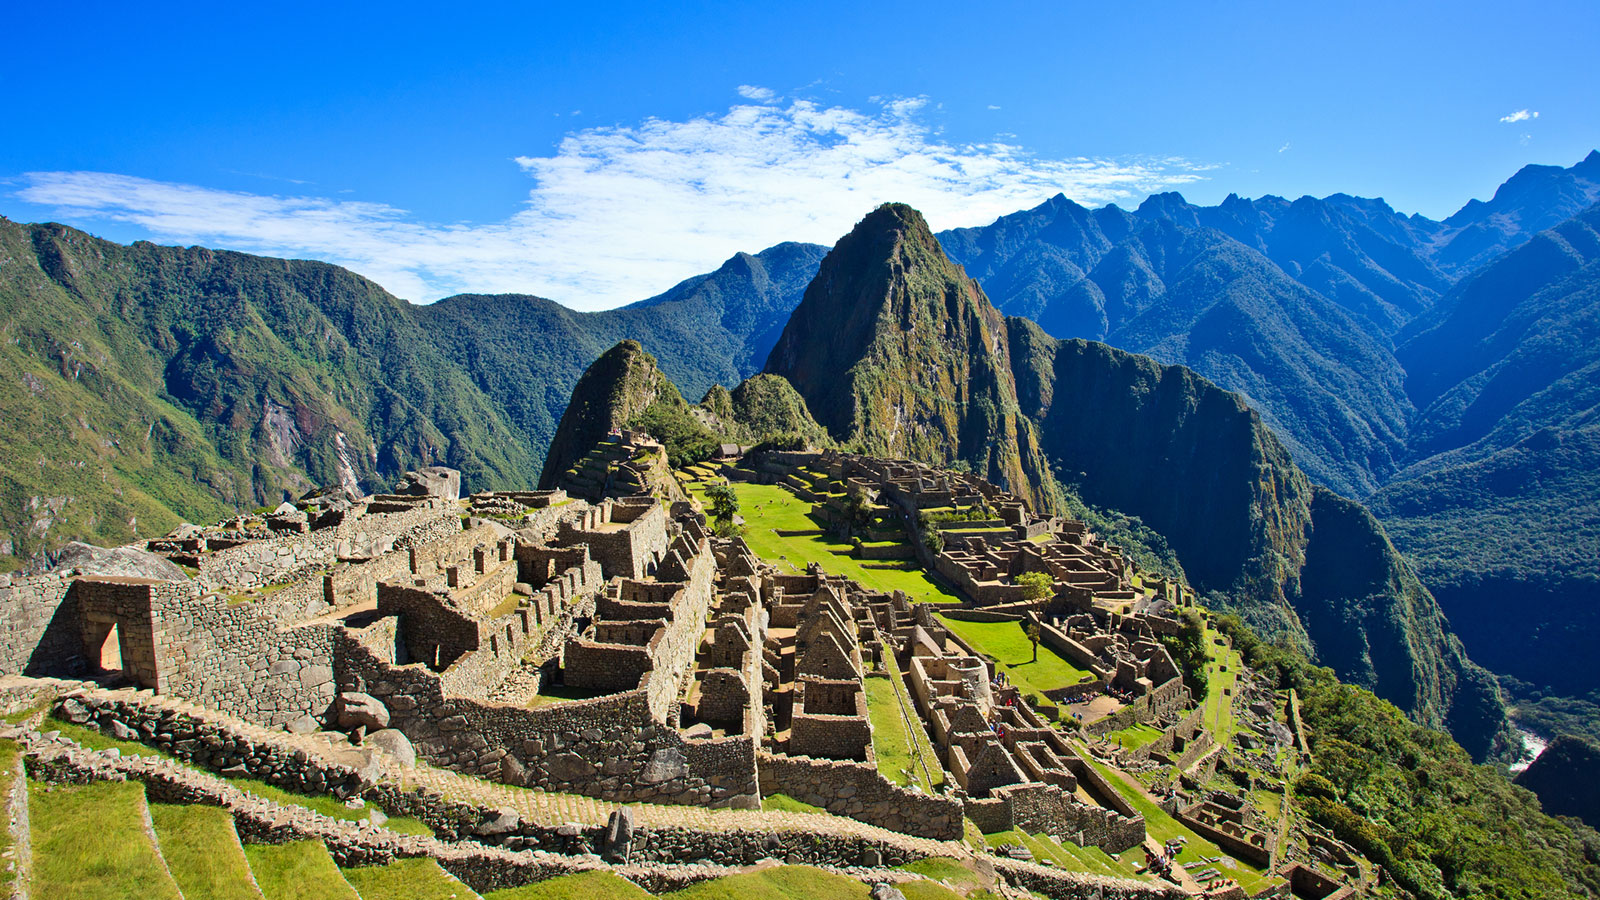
[223,776,432,836]
[1103,722,1163,752]
[0,741,16,894]
[243,840,360,900]
[716,482,961,604]
[935,615,1091,709]
[1220,614,1600,900]
[45,715,173,758]
[664,865,905,900]
[341,858,478,900]
[1078,755,1272,893]
[1201,628,1240,740]
[149,803,265,900]
[483,871,651,900]
[760,793,826,814]
[863,656,942,793]
[1157,608,1209,700]
[29,780,183,900]
[983,828,1143,880]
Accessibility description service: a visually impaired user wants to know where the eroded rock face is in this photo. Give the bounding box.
[393,467,461,501]
[49,542,189,581]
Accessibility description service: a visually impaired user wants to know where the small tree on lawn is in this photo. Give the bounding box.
[1016,571,1054,607]
[705,482,740,535]
[1027,621,1042,664]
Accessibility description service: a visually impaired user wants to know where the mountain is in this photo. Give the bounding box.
[1006,324,1508,758]
[767,203,1509,758]
[0,219,822,571]
[941,202,1414,497]
[418,241,827,468]
[1435,150,1600,275]
[1515,735,1600,829]
[1372,203,1600,698]
[0,218,539,568]
[765,203,1057,511]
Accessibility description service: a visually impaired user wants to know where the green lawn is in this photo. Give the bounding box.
[761,793,826,814]
[934,616,1093,708]
[484,871,651,900]
[150,803,265,900]
[664,866,954,900]
[1105,722,1164,752]
[705,482,961,605]
[29,780,183,900]
[342,857,481,900]
[864,660,943,793]
[1079,754,1274,894]
[0,741,17,895]
[1202,629,1241,740]
[244,840,360,900]
[982,829,1144,880]
[223,777,432,836]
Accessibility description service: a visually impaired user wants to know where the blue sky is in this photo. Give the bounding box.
[2,0,1595,308]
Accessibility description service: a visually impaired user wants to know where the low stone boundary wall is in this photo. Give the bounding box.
[993,857,1186,900]
[757,752,962,840]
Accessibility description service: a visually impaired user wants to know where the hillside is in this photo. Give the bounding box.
[0,223,821,571]
[1006,323,1507,758]
[1373,203,1600,698]
[765,203,1508,758]
[1515,735,1600,830]
[764,204,1056,511]
[0,218,538,570]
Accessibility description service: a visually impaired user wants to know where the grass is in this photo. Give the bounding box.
[1104,722,1164,752]
[0,741,16,892]
[341,857,480,900]
[864,657,943,793]
[149,803,265,900]
[934,616,1092,709]
[896,857,987,894]
[527,683,611,708]
[761,793,826,814]
[1202,629,1241,740]
[488,592,525,618]
[664,866,876,900]
[244,840,360,900]
[483,871,651,899]
[28,779,183,900]
[222,777,432,836]
[700,482,962,605]
[982,828,1143,880]
[1079,754,1273,894]
[46,715,174,759]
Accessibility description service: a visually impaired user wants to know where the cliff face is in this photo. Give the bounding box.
[1007,318,1510,759]
[764,204,1055,509]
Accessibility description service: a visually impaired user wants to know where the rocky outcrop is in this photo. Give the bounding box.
[48,542,189,581]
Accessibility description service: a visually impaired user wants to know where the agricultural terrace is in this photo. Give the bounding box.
[934,615,1093,711]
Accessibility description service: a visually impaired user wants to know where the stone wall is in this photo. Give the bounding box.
[0,572,83,677]
[979,782,1145,854]
[335,627,758,807]
[756,752,962,840]
[191,502,457,592]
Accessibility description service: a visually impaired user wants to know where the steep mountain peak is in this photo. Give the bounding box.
[1134,191,1199,226]
[538,339,679,488]
[765,203,1055,508]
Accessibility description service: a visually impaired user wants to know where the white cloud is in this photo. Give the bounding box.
[15,94,1210,309]
[1499,109,1539,123]
[987,104,1002,110]
[736,85,776,102]
[1278,142,1291,153]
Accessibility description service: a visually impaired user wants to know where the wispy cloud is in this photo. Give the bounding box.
[1499,109,1539,124]
[736,85,776,102]
[987,104,1002,110]
[15,94,1210,309]
[1278,142,1291,154]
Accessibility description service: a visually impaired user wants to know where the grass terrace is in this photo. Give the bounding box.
[244,840,359,900]
[934,616,1093,710]
[1202,628,1241,740]
[699,481,962,605]
[1104,721,1164,752]
[29,780,183,900]
[341,858,478,900]
[982,828,1145,880]
[149,803,264,900]
[864,656,943,793]
[1079,752,1274,894]
[485,871,650,899]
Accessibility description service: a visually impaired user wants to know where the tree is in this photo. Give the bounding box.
[704,482,739,534]
[1027,621,1042,664]
[1016,571,1054,607]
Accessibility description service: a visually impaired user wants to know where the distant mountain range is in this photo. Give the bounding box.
[3,151,1597,745]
